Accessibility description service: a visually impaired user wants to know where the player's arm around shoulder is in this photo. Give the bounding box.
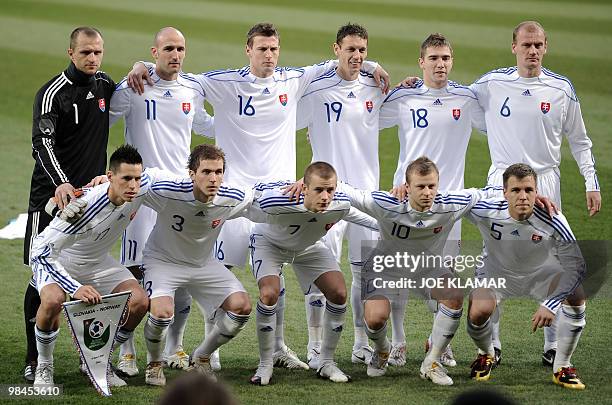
[109,77,134,126]
[344,205,379,231]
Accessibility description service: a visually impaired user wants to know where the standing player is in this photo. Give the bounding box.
[465,164,586,390]
[379,33,486,367]
[249,162,378,385]
[29,145,151,387]
[141,145,254,386]
[109,27,215,376]
[469,21,600,365]
[296,23,386,368]
[23,27,116,382]
[128,22,389,369]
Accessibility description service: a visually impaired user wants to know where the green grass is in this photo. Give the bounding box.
[1,0,611,403]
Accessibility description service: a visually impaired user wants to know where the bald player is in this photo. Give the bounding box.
[110,27,215,376]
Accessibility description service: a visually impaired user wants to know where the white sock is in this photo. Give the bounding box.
[114,327,134,351]
[390,299,407,346]
[365,322,390,353]
[164,289,191,355]
[543,310,559,352]
[467,318,494,356]
[491,302,502,350]
[320,301,347,364]
[350,265,368,350]
[553,304,586,371]
[119,334,136,358]
[144,314,173,363]
[305,292,324,351]
[425,304,462,364]
[275,274,286,351]
[256,300,276,367]
[35,326,59,364]
[193,311,249,359]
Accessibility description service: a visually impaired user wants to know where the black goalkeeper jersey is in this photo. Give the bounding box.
[28,62,115,212]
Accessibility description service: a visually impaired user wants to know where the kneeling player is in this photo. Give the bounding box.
[142,145,253,386]
[249,162,378,385]
[465,163,586,389]
[340,157,507,385]
[30,145,151,387]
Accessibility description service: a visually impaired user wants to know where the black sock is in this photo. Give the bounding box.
[24,282,41,363]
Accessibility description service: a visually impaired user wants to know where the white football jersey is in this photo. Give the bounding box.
[470,67,599,191]
[29,169,166,295]
[250,184,378,251]
[141,61,338,186]
[110,71,214,176]
[380,80,486,189]
[142,179,254,267]
[339,183,499,254]
[297,71,386,189]
[466,198,583,312]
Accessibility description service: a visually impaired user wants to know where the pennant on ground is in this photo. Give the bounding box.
[62,291,131,396]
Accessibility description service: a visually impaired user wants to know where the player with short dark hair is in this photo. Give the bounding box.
[295,22,388,368]
[30,145,152,387]
[465,163,586,389]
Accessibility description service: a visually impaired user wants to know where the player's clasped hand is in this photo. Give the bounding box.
[73,285,102,305]
[373,65,390,94]
[531,306,555,332]
[127,62,153,95]
[85,174,109,187]
[59,198,88,222]
[389,184,408,201]
[282,178,304,201]
[54,183,76,210]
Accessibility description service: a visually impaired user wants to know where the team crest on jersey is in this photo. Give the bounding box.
[452,109,461,120]
[98,98,106,112]
[279,94,288,106]
[540,102,551,114]
[365,100,373,113]
[531,234,543,243]
[211,219,222,229]
[325,222,336,231]
[182,102,191,115]
[130,211,137,221]
[433,226,443,234]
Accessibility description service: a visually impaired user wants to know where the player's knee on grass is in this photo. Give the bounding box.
[323,287,346,305]
[315,271,347,305]
[364,299,390,330]
[437,288,464,311]
[258,276,280,306]
[39,284,66,316]
[150,297,175,319]
[223,292,252,315]
[565,285,586,306]
[431,275,464,310]
[114,280,148,317]
[468,289,496,326]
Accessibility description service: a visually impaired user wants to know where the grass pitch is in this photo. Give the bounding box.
[0,0,610,403]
